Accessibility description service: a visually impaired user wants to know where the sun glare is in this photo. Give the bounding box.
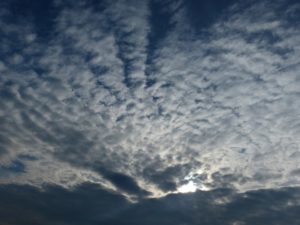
[178,181,198,193]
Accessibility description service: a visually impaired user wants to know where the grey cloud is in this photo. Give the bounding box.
[0,183,129,225]
[0,133,9,155]
[290,169,300,177]
[94,167,151,198]
[209,172,247,189]
[0,183,300,225]
[0,160,25,176]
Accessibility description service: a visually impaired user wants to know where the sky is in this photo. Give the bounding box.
[0,0,300,224]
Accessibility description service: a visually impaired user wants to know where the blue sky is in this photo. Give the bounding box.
[0,0,300,224]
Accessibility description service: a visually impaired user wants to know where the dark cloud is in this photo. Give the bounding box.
[94,167,151,198]
[0,183,128,225]
[0,184,300,225]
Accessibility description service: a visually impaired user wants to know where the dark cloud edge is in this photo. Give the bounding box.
[0,182,300,225]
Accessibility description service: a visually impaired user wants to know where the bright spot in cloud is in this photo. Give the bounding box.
[178,181,198,193]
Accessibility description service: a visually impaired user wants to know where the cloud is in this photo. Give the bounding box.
[142,0,300,192]
[0,183,300,225]
[0,160,25,178]
[0,0,300,199]
[94,166,151,197]
[0,183,129,225]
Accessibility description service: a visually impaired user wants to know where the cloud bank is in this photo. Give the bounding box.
[0,183,300,225]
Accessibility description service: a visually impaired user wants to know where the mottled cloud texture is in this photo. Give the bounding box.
[0,0,300,223]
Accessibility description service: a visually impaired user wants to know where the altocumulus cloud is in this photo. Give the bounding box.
[0,0,300,223]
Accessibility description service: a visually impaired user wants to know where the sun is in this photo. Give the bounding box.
[177,181,198,193]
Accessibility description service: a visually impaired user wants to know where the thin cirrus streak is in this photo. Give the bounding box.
[0,0,300,199]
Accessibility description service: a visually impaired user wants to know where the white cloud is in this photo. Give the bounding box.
[0,0,300,196]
